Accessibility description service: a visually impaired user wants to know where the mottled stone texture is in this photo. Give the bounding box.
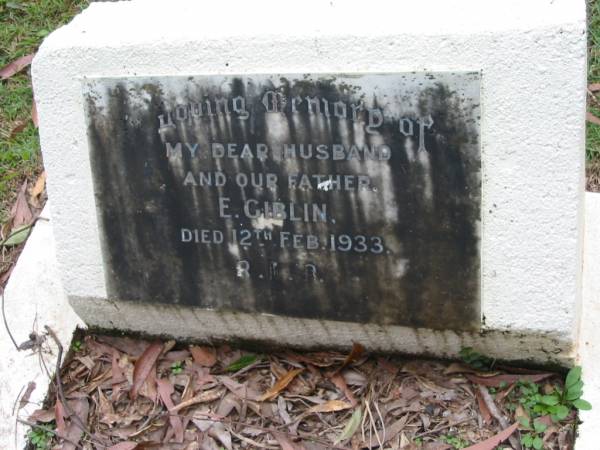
[84,73,480,330]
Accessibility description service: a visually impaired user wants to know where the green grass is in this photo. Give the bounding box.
[0,0,89,221]
[588,0,600,162]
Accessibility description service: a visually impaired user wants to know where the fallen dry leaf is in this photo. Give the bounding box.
[196,435,221,450]
[130,341,163,400]
[28,408,55,423]
[208,421,232,450]
[98,335,151,357]
[337,342,365,373]
[587,111,600,126]
[443,362,500,377]
[97,387,118,425]
[138,367,158,402]
[9,181,33,229]
[215,392,241,417]
[31,100,38,127]
[163,339,177,354]
[190,345,217,367]
[330,372,358,406]
[306,399,352,415]
[399,433,412,449]
[17,381,36,411]
[171,387,224,412]
[495,383,517,401]
[30,171,46,207]
[219,375,261,401]
[111,349,127,386]
[383,414,409,444]
[272,431,306,450]
[0,266,13,288]
[475,388,492,425]
[55,399,66,436]
[59,398,89,450]
[157,377,185,443]
[463,422,518,450]
[287,351,340,367]
[465,372,553,387]
[342,369,367,386]
[9,120,27,139]
[277,396,292,424]
[0,53,34,79]
[590,83,600,92]
[260,368,303,401]
[107,443,138,450]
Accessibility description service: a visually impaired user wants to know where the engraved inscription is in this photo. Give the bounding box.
[83,72,481,330]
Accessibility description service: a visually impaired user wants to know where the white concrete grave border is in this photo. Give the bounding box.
[1,0,596,446]
[30,0,587,367]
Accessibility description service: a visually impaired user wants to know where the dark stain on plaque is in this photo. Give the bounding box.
[83,72,481,331]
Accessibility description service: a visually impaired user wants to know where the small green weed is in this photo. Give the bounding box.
[441,434,469,449]
[563,366,592,411]
[509,365,592,449]
[516,366,591,423]
[519,417,547,450]
[28,426,53,450]
[71,340,82,352]
[171,361,183,374]
[517,381,570,421]
[459,347,494,371]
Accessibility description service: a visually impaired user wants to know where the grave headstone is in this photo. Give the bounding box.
[83,73,481,331]
[32,0,587,365]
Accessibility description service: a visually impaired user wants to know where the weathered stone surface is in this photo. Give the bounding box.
[84,72,481,330]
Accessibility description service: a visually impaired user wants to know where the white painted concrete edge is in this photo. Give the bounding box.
[0,205,83,450]
[1,193,599,448]
[576,192,600,449]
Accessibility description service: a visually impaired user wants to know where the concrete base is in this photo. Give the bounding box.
[1,193,599,449]
[72,296,574,367]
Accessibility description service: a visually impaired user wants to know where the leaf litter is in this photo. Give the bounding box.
[1,171,46,288]
[0,53,34,79]
[0,48,45,290]
[24,333,577,449]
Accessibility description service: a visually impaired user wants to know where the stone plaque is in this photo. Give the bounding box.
[83,72,481,331]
